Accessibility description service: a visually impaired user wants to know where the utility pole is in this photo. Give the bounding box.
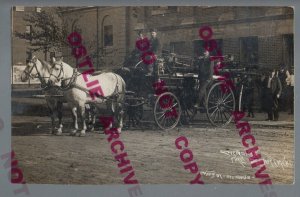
[96,7,99,70]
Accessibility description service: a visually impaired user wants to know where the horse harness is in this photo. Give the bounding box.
[24,59,65,90]
[63,71,123,103]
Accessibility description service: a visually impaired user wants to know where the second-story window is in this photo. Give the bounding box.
[104,25,113,47]
[25,25,32,42]
[15,6,25,12]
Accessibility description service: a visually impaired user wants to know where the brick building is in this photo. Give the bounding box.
[12,6,45,65]
[138,6,294,70]
[12,6,294,72]
[60,7,140,70]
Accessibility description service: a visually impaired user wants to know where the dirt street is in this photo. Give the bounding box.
[12,115,294,185]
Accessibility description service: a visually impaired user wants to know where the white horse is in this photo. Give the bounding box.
[49,57,126,137]
[20,56,64,135]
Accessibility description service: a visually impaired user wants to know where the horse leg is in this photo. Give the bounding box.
[50,110,55,134]
[56,101,63,135]
[116,78,126,133]
[79,105,87,137]
[47,100,56,134]
[114,101,124,134]
[70,106,78,136]
[89,105,96,132]
[85,104,95,132]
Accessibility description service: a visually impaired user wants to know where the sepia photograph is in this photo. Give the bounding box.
[11,6,294,185]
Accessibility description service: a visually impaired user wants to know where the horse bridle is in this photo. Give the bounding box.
[50,62,65,83]
[24,59,64,90]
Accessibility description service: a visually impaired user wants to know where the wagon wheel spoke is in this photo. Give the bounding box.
[209,107,218,118]
[222,111,229,120]
[223,98,234,104]
[222,93,232,102]
[162,116,167,128]
[156,110,167,115]
[208,100,218,105]
[224,110,232,117]
[213,109,219,122]
[223,103,234,110]
[220,110,224,123]
[208,105,218,111]
[157,112,166,120]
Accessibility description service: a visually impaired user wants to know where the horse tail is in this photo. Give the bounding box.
[117,74,126,102]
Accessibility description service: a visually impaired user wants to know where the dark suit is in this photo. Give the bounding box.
[149,37,160,55]
[262,76,282,120]
[196,56,212,104]
[148,37,160,77]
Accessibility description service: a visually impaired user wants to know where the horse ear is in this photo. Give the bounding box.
[32,56,37,62]
[52,57,56,63]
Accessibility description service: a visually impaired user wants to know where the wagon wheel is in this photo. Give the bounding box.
[154,92,181,130]
[124,97,144,128]
[206,81,235,127]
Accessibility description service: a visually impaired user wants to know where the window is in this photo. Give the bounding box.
[104,25,113,47]
[15,6,25,12]
[25,25,32,42]
[240,36,258,65]
[170,41,192,56]
[151,6,178,15]
[167,6,178,12]
[170,41,185,54]
[25,25,31,34]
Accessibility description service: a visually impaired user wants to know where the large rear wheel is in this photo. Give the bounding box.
[206,81,235,127]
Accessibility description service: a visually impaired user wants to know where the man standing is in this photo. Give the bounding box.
[149,29,160,55]
[286,69,294,114]
[194,49,212,108]
[147,28,160,76]
[262,69,282,121]
[277,64,289,111]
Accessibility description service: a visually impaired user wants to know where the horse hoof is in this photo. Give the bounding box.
[49,129,56,135]
[79,133,86,137]
[117,128,122,134]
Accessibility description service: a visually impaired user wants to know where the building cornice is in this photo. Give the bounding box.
[156,14,293,32]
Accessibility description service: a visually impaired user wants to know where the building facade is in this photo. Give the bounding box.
[12,6,294,73]
[137,6,294,70]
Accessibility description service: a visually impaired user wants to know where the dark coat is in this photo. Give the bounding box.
[261,75,282,112]
[198,57,211,81]
[261,76,282,95]
[149,37,160,54]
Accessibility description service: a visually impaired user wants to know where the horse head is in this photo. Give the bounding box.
[49,57,76,89]
[49,57,65,86]
[21,56,40,82]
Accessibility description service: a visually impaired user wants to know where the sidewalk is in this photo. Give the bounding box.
[243,112,294,128]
